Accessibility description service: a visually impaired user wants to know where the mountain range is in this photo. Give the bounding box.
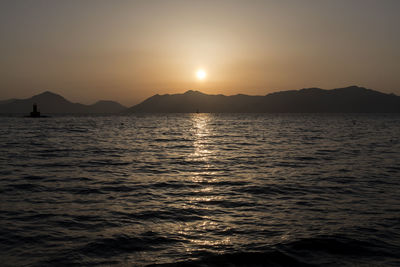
[0,91,126,114]
[127,86,400,113]
[0,86,399,114]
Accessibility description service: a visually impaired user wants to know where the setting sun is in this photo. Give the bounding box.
[196,69,206,80]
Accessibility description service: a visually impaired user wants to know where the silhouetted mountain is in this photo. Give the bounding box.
[127,86,400,113]
[89,100,128,113]
[0,99,16,105]
[0,91,126,114]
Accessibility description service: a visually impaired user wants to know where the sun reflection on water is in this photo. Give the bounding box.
[179,114,233,251]
[190,113,212,162]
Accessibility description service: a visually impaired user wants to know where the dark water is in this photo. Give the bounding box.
[1,114,399,266]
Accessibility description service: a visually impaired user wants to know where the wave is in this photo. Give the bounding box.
[152,250,313,267]
[150,235,400,267]
[37,233,182,266]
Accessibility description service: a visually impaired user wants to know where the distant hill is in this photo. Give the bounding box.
[127,86,400,113]
[0,91,126,114]
[0,99,16,105]
[2,86,399,114]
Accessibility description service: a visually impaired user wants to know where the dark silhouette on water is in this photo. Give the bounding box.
[25,103,49,118]
[26,103,49,118]
[30,103,40,117]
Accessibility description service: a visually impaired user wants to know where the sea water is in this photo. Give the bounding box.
[0,114,399,266]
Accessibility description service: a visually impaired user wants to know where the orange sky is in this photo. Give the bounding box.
[1,0,399,106]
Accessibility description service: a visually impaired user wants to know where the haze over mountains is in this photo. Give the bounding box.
[1,86,399,114]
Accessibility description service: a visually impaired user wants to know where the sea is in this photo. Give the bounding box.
[0,114,399,266]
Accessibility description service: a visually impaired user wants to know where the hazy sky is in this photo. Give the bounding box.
[1,0,399,105]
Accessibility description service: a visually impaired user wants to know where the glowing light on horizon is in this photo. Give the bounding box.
[196,69,206,80]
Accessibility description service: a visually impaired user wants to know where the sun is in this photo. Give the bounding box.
[196,69,206,80]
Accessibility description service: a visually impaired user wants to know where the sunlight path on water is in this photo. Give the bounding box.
[0,114,399,266]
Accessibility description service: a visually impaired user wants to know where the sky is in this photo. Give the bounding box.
[1,0,399,106]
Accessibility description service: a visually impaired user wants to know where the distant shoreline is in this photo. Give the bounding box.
[1,86,399,114]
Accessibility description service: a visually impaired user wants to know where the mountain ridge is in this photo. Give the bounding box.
[0,91,126,114]
[127,86,400,113]
[1,86,399,114]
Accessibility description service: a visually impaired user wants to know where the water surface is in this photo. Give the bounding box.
[0,114,399,266]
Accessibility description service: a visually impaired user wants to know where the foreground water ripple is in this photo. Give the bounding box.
[0,114,399,266]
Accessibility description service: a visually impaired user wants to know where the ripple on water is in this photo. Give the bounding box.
[0,114,399,266]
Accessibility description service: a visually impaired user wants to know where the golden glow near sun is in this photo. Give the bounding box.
[196,69,206,80]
